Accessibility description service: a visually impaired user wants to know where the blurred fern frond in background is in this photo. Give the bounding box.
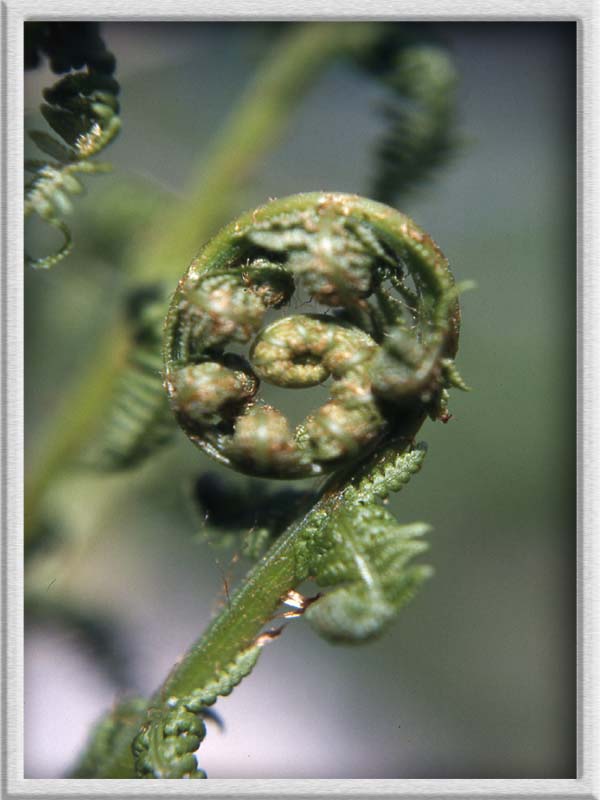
[25,22,121,269]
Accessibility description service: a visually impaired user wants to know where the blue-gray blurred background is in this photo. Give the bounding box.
[24,22,576,778]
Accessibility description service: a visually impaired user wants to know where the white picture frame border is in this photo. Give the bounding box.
[3,0,599,797]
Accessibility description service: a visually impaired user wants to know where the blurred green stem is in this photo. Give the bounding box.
[24,324,129,548]
[24,22,381,554]
[132,22,381,282]
[80,489,322,777]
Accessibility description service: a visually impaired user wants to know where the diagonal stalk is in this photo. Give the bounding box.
[83,425,424,778]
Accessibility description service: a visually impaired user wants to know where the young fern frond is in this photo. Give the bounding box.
[84,286,176,470]
[307,513,432,643]
[163,193,460,475]
[361,39,459,204]
[74,191,465,778]
[306,445,431,642]
[132,644,264,779]
[24,22,120,269]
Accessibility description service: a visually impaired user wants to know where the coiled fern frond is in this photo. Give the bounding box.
[140,192,465,776]
[132,644,263,779]
[24,22,120,269]
[163,193,462,477]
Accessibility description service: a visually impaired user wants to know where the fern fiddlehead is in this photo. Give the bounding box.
[72,191,465,778]
[164,192,461,479]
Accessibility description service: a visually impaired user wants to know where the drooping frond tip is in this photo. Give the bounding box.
[24,22,121,269]
[361,36,460,204]
[84,285,176,471]
[306,444,432,643]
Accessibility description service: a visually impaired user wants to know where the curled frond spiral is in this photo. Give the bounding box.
[24,22,120,269]
[132,644,261,779]
[164,192,462,479]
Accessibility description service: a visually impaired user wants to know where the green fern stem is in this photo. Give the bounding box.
[74,192,466,778]
[163,192,461,476]
[157,428,429,697]
[74,427,426,779]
